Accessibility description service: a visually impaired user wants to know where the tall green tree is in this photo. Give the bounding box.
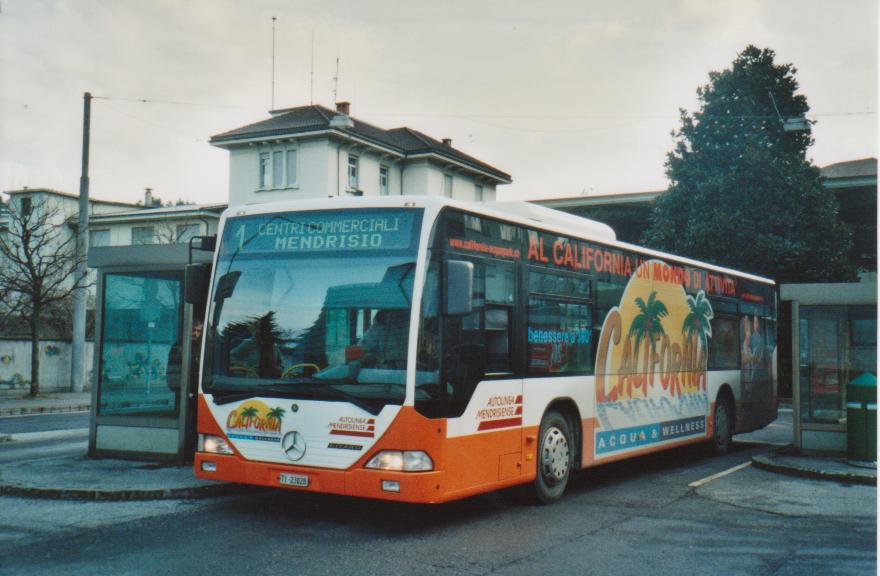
[644,46,854,282]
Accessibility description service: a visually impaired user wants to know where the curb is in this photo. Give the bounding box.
[0,480,260,501]
[752,453,877,486]
[0,405,91,417]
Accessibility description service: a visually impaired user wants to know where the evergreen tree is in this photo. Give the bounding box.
[644,45,854,282]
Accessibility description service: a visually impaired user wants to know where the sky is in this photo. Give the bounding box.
[0,0,876,205]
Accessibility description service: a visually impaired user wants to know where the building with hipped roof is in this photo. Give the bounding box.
[210,102,512,206]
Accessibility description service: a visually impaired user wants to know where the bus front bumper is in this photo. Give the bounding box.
[195,452,446,503]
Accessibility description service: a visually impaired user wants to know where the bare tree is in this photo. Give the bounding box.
[0,197,89,396]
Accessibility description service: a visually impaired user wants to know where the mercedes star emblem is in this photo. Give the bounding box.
[281,431,306,461]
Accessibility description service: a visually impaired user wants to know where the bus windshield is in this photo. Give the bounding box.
[203,208,423,414]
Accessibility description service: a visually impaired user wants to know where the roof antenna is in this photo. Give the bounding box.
[310,29,315,105]
[271,16,277,110]
[333,56,340,105]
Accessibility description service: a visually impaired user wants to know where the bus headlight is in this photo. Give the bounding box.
[199,434,234,455]
[365,450,433,472]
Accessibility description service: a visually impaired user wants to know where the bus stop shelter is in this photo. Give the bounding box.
[781,282,877,456]
[87,244,212,463]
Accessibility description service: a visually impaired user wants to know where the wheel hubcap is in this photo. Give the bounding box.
[541,427,570,485]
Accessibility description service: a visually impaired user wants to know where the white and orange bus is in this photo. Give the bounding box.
[194,196,777,503]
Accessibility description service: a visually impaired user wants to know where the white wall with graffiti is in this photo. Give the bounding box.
[0,340,95,392]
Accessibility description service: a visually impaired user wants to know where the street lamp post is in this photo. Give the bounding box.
[768,90,810,133]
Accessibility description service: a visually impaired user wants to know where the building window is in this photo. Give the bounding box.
[131,226,155,245]
[259,153,270,188]
[286,150,297,186]
[475,184,483,201]
[348,154,359,190]
[89,229,110,248]
[272,151,284,188]
[443,174,453,197]
[259,148,298,190]
[20,196,32,217]
[176,224,200,244]
[379,165,389,196]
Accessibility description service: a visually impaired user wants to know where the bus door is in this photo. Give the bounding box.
[416,253,522,490]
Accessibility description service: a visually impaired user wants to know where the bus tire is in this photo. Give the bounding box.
[711,395,733,455]
[532,410,573,504]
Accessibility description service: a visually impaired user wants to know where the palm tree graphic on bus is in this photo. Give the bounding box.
[682,291,714,360]
[240,406,259,427]
[267,407,286,427]
[628,291,669,376]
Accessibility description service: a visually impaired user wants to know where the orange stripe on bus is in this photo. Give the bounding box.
[477,417,522,431]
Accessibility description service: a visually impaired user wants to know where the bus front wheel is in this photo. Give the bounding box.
[532,410,573,504]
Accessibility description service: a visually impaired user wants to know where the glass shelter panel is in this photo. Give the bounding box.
[98,271,183,417]
[798,305,878,424]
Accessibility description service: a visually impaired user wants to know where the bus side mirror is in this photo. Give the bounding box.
[185,264,209,305]
[444,260,473,316]
[214,271,242,302]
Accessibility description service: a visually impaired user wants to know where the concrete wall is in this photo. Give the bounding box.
[0,340,95,392]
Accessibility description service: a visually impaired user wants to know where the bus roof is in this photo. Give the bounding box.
[220,196,775,286]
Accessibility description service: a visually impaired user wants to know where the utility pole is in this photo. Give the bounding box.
[70,92,91,393]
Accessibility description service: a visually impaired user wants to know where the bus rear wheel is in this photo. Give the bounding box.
[532,410,572,504]
[711,396,733,455]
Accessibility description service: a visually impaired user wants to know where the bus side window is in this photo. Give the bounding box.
[708,315,740,370]
[527,268,592,375]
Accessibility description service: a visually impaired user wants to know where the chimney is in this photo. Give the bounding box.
[442,138,452,147]
[336,101,351,115]
[144,188,153,207]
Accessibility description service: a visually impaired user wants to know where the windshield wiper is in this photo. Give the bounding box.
[210,380,385,415]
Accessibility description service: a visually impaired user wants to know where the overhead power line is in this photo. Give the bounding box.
[77,96,879,120]
[91,95,258,110]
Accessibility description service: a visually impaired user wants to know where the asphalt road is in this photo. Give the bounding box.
[0,433,87,463]
[0,437,875,576]
[0,411,89,434]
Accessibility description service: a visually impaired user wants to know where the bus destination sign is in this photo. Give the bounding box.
[222,209,419,256]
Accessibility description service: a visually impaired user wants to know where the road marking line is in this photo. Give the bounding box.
[688,461,752,489]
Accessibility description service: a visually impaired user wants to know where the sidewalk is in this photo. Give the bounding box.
[0,455,251,501]
[752,447,877,486]
[0,393,874,500]
[0,391,249,501]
